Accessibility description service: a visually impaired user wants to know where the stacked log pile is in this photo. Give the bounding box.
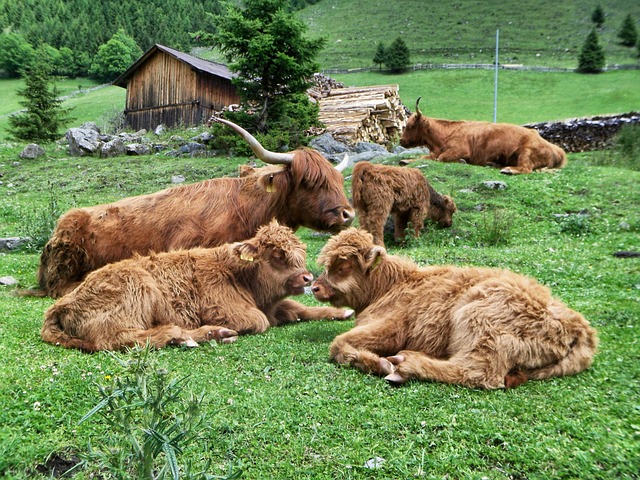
[526,112,640,153]
[309,76,407,146]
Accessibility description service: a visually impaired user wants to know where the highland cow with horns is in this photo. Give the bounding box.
[26,118,355,298]
[312,228,598,389]
[41,221,353,352]
[400,98,567,174]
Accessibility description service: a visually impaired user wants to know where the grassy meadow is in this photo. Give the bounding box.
[1,1,640,470]
[1,64,639,477]
[298,0,640,69]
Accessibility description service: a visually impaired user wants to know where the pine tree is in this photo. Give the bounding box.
[577,29,606,73]
[201,0,325,133]
[591,5,605,28]
[384,37,411,72]
[373,42,386,70]
[8,46,75,142]
[617,14,638,47]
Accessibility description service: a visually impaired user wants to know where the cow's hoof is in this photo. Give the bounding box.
[182,338,199,348]
[385,372,407,385]
[218,328,238,344]
[385,354,405,365]
[500,168,516,175]
[342,309,355,319]
[379,357,395,376]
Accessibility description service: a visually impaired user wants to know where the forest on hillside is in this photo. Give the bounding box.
[0,0,319,77]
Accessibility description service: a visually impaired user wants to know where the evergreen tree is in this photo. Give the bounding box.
[617,14,638,47]
[8,46,75,142]
[373,42,386,70]
[591,5,605,28]
[89,29,142,82]
[201,0,325,133]
[384,36,411,72]
[577,28,605,73]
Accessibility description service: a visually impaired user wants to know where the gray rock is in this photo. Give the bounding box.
[392,145,431,156]
[154,124,166,135]
[0,276,18,286]
[171,175,186,184]
[126,143,152,156]
[191,132,214,144]
[99,137,126,158]
[0,237,31,250]
[482,181,508,190]
[19,143,45,159]
[309,133,350,155]
[353,142,387,154]
[79,122,100,133]
[66,127,101,156]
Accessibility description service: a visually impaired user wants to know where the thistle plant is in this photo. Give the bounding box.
[79,345,241,480]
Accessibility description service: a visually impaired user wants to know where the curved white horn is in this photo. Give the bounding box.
[211,116,294,165]
[334,153,350,172]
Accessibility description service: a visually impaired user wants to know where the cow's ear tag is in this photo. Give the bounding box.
[240,252,254,262]
[370,255,382,271]
[266,174,276,193]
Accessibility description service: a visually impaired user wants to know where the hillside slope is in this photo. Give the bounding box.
[298,0,640,69]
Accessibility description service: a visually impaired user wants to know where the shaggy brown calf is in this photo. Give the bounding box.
[400,98,567,175]
[27,118,354,298]
[41,221,352,352]
[311,228,598,389]
[351,161,457,246]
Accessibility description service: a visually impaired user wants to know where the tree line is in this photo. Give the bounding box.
[0,0,319,79]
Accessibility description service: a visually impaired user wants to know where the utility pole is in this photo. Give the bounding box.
[494,29,499,123]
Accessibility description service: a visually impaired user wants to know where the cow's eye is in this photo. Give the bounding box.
[331,261,352,277]
[271,249,286,265]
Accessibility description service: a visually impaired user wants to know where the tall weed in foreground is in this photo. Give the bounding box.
[79,345,242,480]
[19,182,63,252]
[591,124,640,170]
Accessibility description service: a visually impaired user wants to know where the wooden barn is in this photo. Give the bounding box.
[113,44,240,131]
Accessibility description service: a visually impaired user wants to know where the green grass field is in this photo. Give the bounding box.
[1,13,640,476]
[0,124,639,478]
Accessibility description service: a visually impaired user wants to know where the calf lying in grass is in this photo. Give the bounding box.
[312,228,598,389]
[41,221,352,352]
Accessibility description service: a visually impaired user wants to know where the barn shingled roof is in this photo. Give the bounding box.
[112,44,234,88]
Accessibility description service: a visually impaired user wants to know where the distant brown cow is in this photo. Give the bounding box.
[400,97,567,175]
[351,161,457,246]
[311,228,598,389]
[41,221,353,352]
[26,118,355,298]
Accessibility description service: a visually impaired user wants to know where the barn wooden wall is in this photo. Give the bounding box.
[124,51,240,131]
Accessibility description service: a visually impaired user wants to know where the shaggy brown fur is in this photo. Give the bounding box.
[351,162,457,246]
[311,228,598,389]
[41,221,352,352]
[400,100,567,175]
[27,148,354,298]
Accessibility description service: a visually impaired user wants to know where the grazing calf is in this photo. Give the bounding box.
[311,228,597,389]
[400,97,567,175]
[41,221,352,352]
[351,161,457,246]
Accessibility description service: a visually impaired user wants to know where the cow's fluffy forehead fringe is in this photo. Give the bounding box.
[292,148,343,188]
[254,220,306,253]
[318,228,374,266]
